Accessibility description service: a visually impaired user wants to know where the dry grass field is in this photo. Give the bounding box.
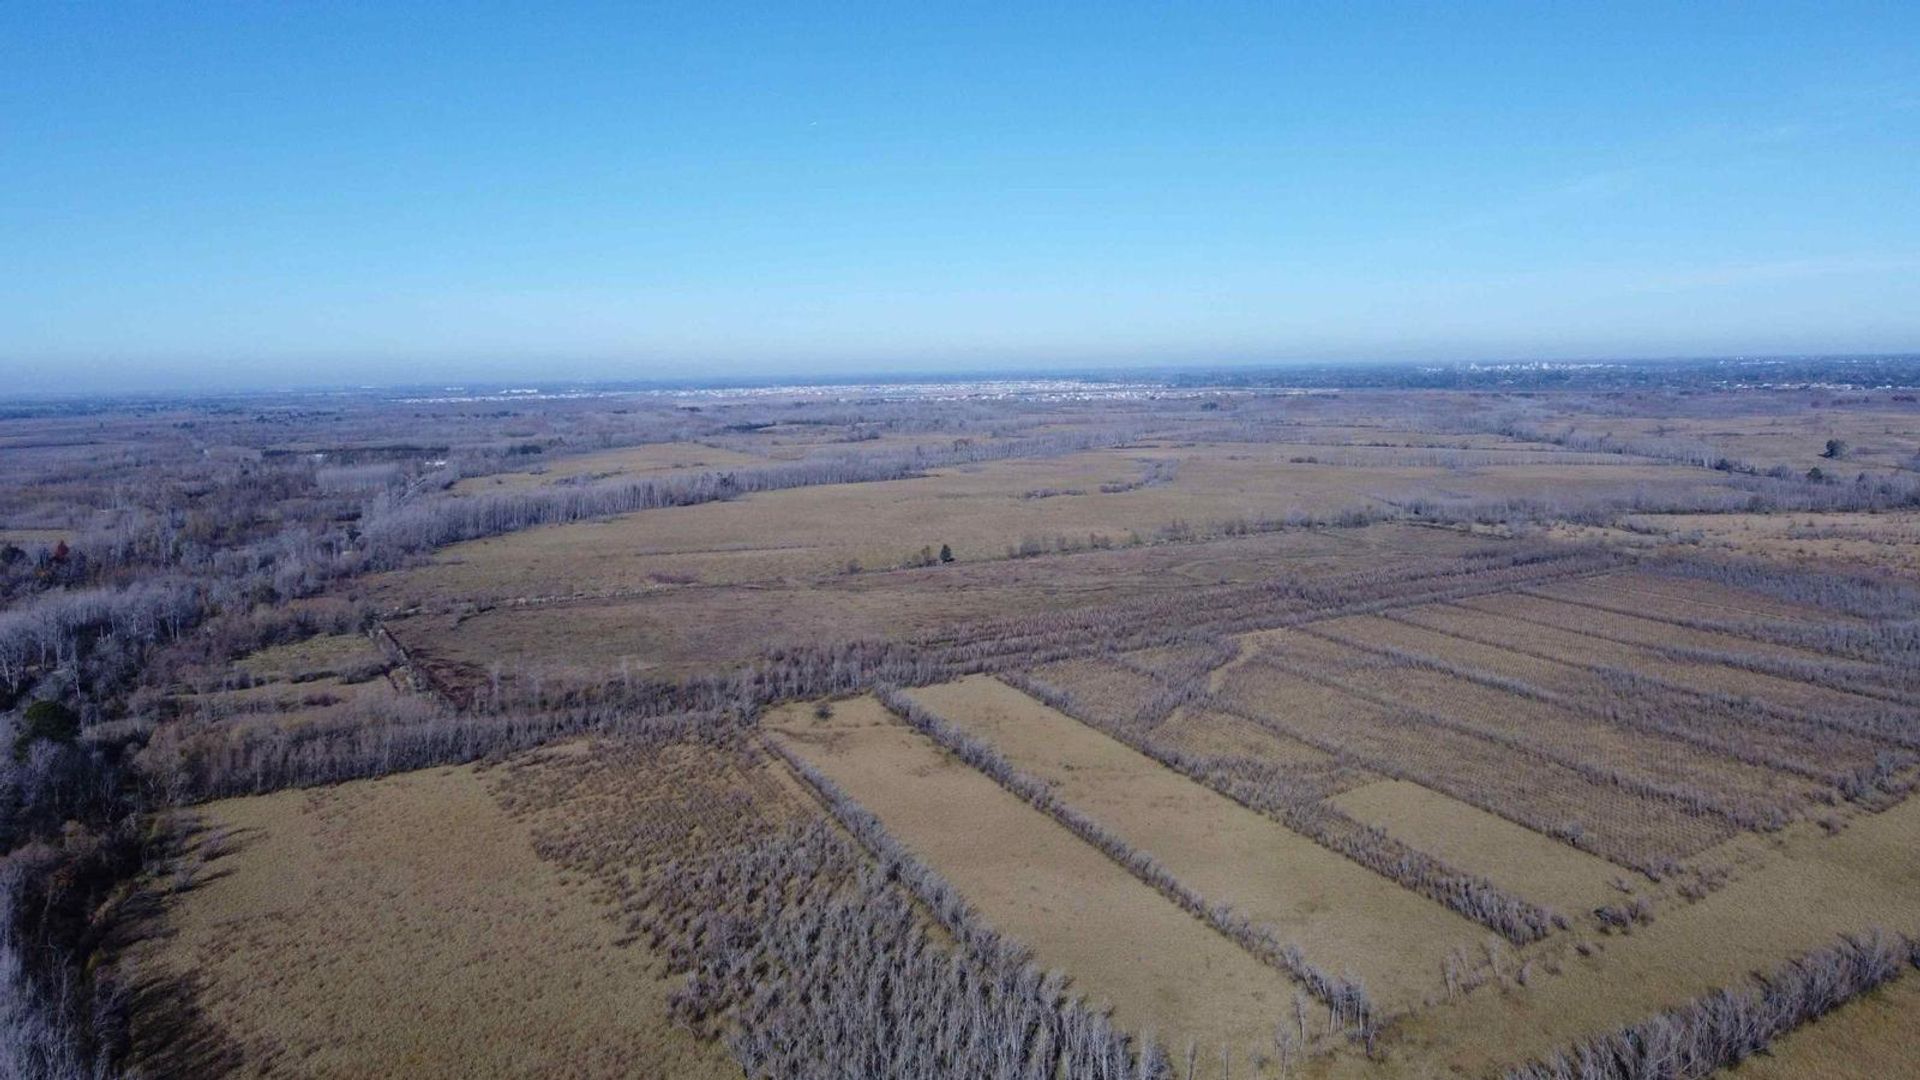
[765,695,1307,1064]
[1729,974,1920,1079]
[128,765,739,1079]
[375,442,1728,602]
[905,676,1490,1009]
[1615,510,1920,579]
[54,384,1918,1080]
[1568,403,1920,477]
[380,523,1498,686]
[1379,797,1920,1077]
[448,441,769,495]
[1327,780,1622,914]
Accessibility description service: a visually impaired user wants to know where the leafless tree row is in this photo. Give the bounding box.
[0,823,137,1080]
[999,672,1565,945]
[1647,552,1920,621]
[1304,628,1887,810]
[149,698,724,802]
[1245,652,1783,832]
[1504,930,1917,1080]
[619,733,1177,1079]
[358,427,1141,564]
[870,686,1377,1035]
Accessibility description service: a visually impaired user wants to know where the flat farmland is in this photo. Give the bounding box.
[373,442,1728,601]
[1286,623,1820,814]
[1328,780,1620,914]
[764,696,1306,1062]
[53,383,1920,1080]
[1446,593,1903,723]
[1576,404,1920,478]
[1381,797,1920,1077]
[1213,653,1735,866]
[1326,611,1892,782]
[1619,510,1920,580]
[449,440,768,494]
[1023,658,1166,730]
[1151,706,1379,801]
[1523,568,1853,624]
[379,523,1502,685]
[129,765,739,1079]
[907,676,1491,1009]
[1730,974,1920,1079]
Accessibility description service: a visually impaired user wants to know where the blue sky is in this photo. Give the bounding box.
[3,2,1917,391]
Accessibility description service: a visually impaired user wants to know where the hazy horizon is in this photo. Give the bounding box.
[5,3,1918,393]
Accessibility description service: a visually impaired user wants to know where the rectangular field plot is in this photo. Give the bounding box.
[1534,569,1857,624]
[1154,706,1378,801]
[1213,657,1733,867]
[764,696,1303,1059]
[1289,623,1822,813]
[1345,611,1893,781]
[1026,657,1165,732]
[908,676,1489,1008]
[1328,780,1622,914]
[127,766,741,1080]
[1410,795,1920,1077]
[1392,597,1896,744]
[1448,593,1904,724]
[1508,583,1912,700]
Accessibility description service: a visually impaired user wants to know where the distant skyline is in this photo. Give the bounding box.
[4,2,1918,393]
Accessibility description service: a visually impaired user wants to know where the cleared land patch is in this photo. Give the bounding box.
[230,632,386,683]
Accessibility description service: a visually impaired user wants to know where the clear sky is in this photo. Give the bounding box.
[3,2,1917,392]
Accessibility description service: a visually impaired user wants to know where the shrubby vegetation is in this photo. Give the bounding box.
[513,726,1176,1078]
[1505,930,1917,1080]
[358,428,1140,565]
